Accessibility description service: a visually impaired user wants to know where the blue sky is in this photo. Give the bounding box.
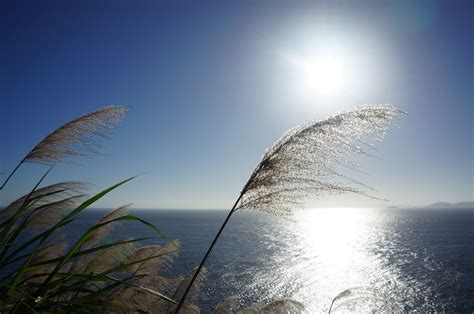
[1,0,472,209]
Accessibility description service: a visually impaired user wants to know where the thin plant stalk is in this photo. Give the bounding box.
[174,167,262,312]
[173,193,244,313]
[0,157,26,190]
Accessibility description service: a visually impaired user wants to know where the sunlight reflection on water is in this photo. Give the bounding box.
[206,207,473,312]
[262,208,430,312]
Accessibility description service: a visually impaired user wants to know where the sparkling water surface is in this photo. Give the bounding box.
[73,207,474,313]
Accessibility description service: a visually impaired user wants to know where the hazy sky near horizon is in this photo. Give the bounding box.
[1,0,472,209]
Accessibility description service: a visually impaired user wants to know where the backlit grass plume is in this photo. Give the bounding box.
[83,204,131,248]
[0,181,88,253]
[123,241,180,276]
[0,105,129,189]
[170,267,208,313]
[175,105,406,312]
[237,106,404,216]
[1,181,88,219]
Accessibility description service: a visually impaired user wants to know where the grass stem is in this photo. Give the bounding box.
[174,193,244,313]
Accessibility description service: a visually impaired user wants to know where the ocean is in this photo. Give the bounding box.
[71,207,473,313]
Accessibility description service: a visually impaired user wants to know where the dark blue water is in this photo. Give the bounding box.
[67,207,473,312]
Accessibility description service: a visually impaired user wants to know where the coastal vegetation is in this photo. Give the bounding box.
[0,107,193,312]
[0,105,404,313]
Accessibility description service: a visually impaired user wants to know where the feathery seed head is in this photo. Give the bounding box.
[238,106,406,216]
[82,204,131,249]
[24,105,129,166]
[1,181,88,222]
[123,241,180,276]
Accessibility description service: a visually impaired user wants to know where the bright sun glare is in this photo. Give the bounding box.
[303,56,344,94]
[289,54,347,100]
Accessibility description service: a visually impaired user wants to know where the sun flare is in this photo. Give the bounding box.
[301,56,344,95]
[287,53,348,101]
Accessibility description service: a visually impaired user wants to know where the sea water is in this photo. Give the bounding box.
[69,207,473,312]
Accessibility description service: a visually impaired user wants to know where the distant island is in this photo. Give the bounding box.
[387,202,474,210]
[425,201,474,209]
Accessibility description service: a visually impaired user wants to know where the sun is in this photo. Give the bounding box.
[302,56,344,95]
[286,53,347,101]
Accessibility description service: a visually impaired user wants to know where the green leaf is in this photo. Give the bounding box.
[37,214,168,301]
[32,237,152,269]
[104,274,178,304]
[6,177,134,297]
[0,168,52,255]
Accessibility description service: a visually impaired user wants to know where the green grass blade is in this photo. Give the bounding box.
[60,177,135,224]
[104,274,178,304]
[39,248,178,304]
[37,214,166,298]
[6,178,134,296]
[24,237,153,272]
[0,168,52,254]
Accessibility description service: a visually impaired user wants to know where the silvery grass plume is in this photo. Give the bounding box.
[237,106,405,216]
[68,205,131,274]
[0,181,88,280]
[1,181,88,219]
[108,275,177,313]
[84,241,135,276]
[235,299,305,313]
[106,275,179,313]
[104,242,181,312]
[214,297,306,314]
[328,286,399,313]
[0,105,129,189]
[24,236,68,285]
[123,241,180,276]
[170,267,208,313]
[23,195,86,230]
[83,204,131,249]
[175,105,406,312]
[0,181,88,251]
[214,295,239,314]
